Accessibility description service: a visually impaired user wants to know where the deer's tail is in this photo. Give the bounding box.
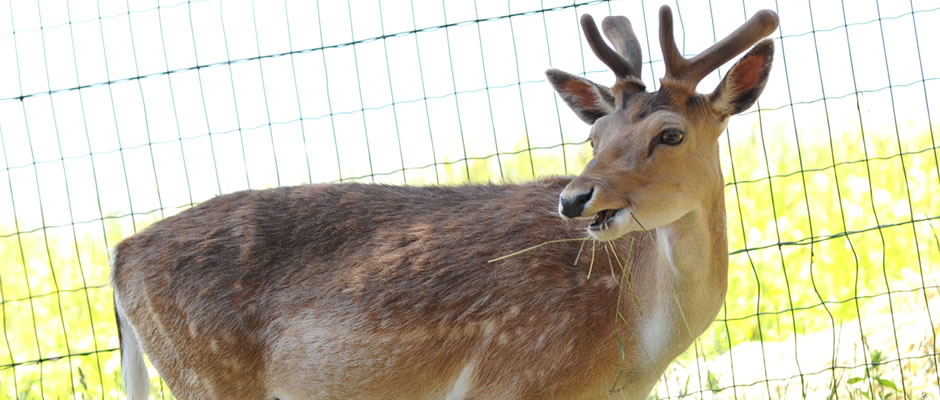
[113,251,150,400]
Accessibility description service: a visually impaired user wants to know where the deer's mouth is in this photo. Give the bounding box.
[589,208,623,231]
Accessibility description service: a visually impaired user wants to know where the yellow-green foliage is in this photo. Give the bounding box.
[1,122,938,399]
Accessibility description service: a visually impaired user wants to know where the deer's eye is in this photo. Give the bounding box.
[660,129,684,145]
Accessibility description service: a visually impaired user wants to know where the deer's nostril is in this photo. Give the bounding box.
[560,188,594,218]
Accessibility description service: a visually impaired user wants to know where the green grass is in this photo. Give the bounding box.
[1,121,938,399]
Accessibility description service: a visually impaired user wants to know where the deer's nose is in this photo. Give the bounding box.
[559,188,594,218]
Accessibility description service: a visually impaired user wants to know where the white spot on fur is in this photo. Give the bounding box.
[444,361,475,400]
[535,334,547,350]
[506,306,520,319]
[223,358,242,372]
[497,333,510,345]
[400,326,428,341]
[199,375,219,398]
[558,312,571,325]
[184,369,199,387]
[187,321,199,338]
[603,275,618,289]
[657,229,679,276]
[640,305,672,365]
[482,320,497,337]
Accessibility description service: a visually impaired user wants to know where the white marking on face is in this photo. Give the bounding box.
[444,361,476,400]
[587,209,636,241]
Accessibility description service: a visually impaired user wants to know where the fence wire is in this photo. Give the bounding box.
[0,0,938,398]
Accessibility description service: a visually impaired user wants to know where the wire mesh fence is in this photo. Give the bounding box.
[0,0,938,398]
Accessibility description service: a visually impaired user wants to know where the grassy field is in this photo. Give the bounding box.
[1,120,938,399]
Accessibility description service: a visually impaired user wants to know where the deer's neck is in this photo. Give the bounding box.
[625,183,728,375]
[656,185,728,305]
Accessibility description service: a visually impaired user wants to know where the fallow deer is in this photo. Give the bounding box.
[112,6,778,399]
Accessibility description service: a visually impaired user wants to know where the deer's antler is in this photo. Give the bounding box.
[580,14,643,81]
[659,5,778,87]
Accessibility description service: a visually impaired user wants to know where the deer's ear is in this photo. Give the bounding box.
[709,39,774,117]
[546,69,615,124]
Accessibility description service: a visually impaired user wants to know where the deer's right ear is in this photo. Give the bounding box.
[709,39,774,117]
[546,69,614,124]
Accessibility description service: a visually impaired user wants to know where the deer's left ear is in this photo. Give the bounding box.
[546,68,615,124]
[709,39,774,117]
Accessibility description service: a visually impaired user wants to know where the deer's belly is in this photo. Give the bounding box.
[262,311,636,400]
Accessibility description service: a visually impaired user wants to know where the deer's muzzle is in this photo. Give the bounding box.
[559,187,594,218]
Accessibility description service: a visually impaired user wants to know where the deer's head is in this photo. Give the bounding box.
[549,6,778,241]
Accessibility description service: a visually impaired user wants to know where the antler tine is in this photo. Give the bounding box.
[580,14,639,79]
[601,16,643,78]
[659,5,778,86]
[657,6,687,81]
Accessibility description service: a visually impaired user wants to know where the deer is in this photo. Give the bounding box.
[111,5,778,400]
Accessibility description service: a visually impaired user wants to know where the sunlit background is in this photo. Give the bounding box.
[0,0,938,398]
